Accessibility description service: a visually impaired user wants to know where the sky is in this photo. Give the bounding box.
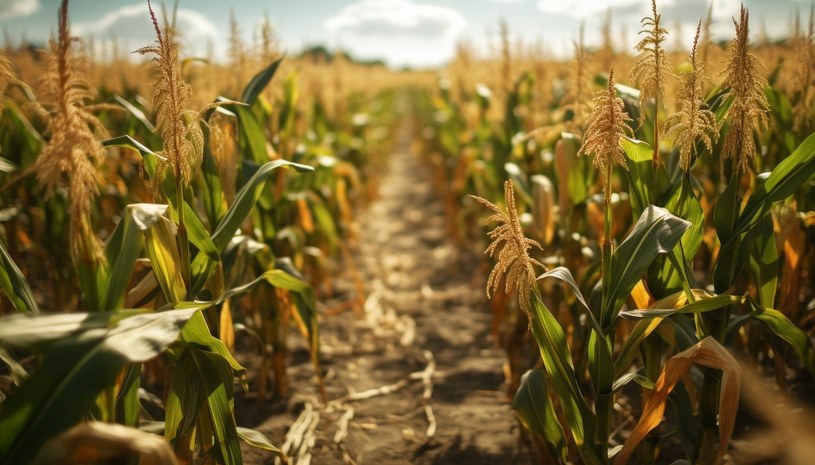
[0,0,811,68]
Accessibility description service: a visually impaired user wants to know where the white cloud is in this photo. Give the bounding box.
[536,0,649,18]
[0,0,39,19]
[536,0,748,31]
[72,3,218,58]
[326,0,465,38]
[532,0,769,58]
[706,0,757,37]
[325,0,465,67]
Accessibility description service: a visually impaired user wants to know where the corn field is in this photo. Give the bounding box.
[0,1,814,464]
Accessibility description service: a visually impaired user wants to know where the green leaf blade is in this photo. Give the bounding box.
[605,205,690,327]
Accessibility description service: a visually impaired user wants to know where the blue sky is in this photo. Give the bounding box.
[0,0,810,68]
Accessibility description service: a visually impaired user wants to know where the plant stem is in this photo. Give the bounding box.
[638,335,663,465]
[176,186,191,297]
[698,368,721,465]
[600,164,613,326]
[75,222,101,312]
[699,155,742,463]
[596,389,612,463]
[652,98,660,182]
[596,163,614,463]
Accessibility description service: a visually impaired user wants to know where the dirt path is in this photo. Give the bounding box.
[238,115,528,465]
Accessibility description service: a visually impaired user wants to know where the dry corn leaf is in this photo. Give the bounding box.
[778,211,805,321]
[125,271,159,308]
[220,299,235,353]
[335,177,352,226]
[630,279,655,310]
[297,197,314,234]
[554,137,576,214]
[32,422,178,465]
[587,200,604,241]
[452,148,473,194]
[531,174,556,246]
[615,336,741,465]
[210,118,238,206]
[615,289,686,376]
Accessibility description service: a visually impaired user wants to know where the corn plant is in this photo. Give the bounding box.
[0,1,327,464]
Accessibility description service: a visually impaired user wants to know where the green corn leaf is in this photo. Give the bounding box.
[115,363,141,428]
[667,314,700,351]
[200,130,227,228]
[612,372,654,393]
[101,135,161,180]
[231,102,269,164]
[211,159,313,253]
[667,383,700,462]
[713,174,740,243]
[0,309,147,351]
[752,307,815,379]
[513,369,567,464]
[241,54,285,106]
[763,87,794,150]
[734,131,815,237]
[191,350,242,465]
[0,308,198,465]
[236,427,287,461]
[185,200,221,296]
[103,310,198,360]
[3,102,43,163]
[113,95,157,133]
[615,318,665,378]
[604,205,691,327]
[528,292,601,465]
[262,268,318,351]
[74,252,105,313]
[619,293,743,320]
[0,338,122,465]
[183,202,219,262]
[101,136,177,200]
[0,237,38,313]
[183,262,317,339]
[622,136,654,217]
[707,86,732,123]
[749,216,778,310]
[308,192,339,253]
[165,350,204,459]
[101,204,161,311]
[179,311,245,375]
[713,229,754,294]
[538,266,603,337]
[165,350,202,448]
[587,329,616,449]
[652,176,704,296]
[166,311,251,463]
[278,72,299,136]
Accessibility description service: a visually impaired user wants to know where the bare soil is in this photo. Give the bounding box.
[235,122,530,465]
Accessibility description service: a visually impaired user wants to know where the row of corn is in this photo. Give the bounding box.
[0,1,399,464]
[420,1,814,464]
